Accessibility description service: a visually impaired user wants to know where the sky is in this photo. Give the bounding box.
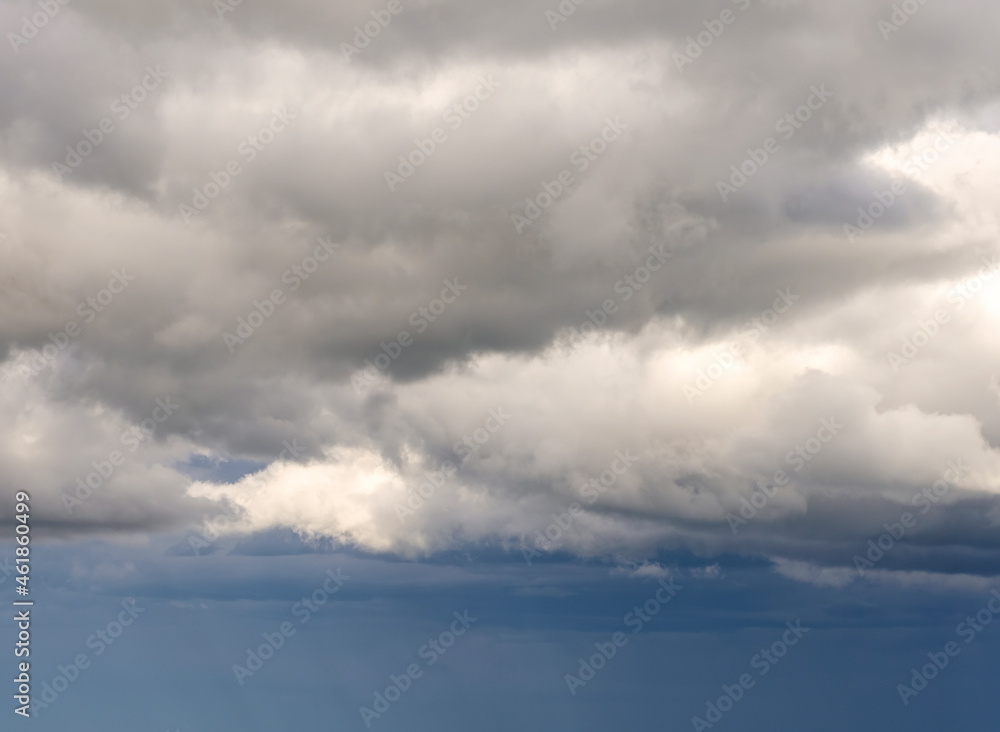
[2,0,1000,729]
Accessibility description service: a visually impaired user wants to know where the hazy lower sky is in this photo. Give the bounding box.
[2,0,1000,729]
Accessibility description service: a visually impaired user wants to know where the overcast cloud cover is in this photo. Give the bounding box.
[2,0,1000,729]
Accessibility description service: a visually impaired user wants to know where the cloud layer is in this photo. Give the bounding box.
[3,0,1000,586]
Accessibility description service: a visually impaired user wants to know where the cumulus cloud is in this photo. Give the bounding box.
[3,0,1000,587]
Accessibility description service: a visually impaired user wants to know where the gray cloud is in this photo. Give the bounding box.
[2,0,1000,584]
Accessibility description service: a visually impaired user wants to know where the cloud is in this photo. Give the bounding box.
[2,0,1000,588]
[611,562,672,579]
[773,559,854,588]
